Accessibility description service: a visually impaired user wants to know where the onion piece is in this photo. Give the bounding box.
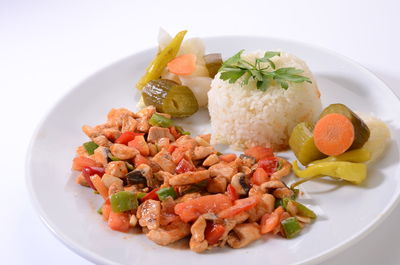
[179,76,212,107]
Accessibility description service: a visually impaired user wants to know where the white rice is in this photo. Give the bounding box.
[208,50,322,151]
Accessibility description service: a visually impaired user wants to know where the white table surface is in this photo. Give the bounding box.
[1,0,399,264]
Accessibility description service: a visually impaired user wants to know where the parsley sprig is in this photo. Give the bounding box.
[218,50,311,91]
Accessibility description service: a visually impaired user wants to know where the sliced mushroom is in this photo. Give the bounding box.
[127,164,157,188]
[231,173,250,195]
[227,223,261,249]
[260,180,286,192]
[125,170,147,186]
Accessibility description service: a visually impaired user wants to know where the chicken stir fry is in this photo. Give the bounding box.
[72,106,316,252]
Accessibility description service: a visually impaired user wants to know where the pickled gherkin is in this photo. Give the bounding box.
[142,79,199,117]
[136,30,187,90]
[289,122,326,166]
[319,104,370,150]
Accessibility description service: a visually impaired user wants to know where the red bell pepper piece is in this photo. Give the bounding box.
[140,188,160,202]
[115,131,144,145]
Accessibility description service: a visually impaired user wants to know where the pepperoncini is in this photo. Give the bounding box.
[292,160,367,185]
[136,30,187,90]
[310,148,370,164]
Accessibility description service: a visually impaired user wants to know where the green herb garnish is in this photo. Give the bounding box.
[218,50,311,91]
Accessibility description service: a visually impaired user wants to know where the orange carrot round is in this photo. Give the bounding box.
[313,113,355,156]
[167,54,197,75]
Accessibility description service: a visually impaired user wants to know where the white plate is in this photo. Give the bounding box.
[26,36,400,265]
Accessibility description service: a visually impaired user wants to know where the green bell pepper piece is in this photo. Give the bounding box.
[282,198,316,219]
[281,217,302,238]
[149,113,173,128]
[83,141,98,155]
[110,191,138,212]
[108,153,120,161]
[176,126,191,135]
[156,187,177,201]
[136,192,147,200]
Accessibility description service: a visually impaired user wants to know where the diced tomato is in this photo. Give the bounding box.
[115,131,144,145]
[140,188,160,202]
[108,211,130,232]
[174,194,232,223]
[128,135,149,156]
[167,145,176,154]
[258,157,278,175]
[134,154,150,167]
[219,154,237,163]
[72,156,101,171]
[244,146,274,161]
[226,184,239,201]
[175,158,195,174]
[169,126,181,140]
[205,223,225,245]
[217,196,260,219]
[81,166,105,191]
[251,167,270,185]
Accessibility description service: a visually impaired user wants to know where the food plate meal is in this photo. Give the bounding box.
[26,31,400,265]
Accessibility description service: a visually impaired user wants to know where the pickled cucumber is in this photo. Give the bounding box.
[319,104,370,149]
[204,53,223,78]
[136,30,187,90]
[289,122,326,165]
[142,79,199,117]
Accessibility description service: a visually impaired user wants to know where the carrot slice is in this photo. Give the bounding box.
[72,156,101,171]
[217,196,260,219]
[260,206,284,234]
[102,202,111,221]
[167,54,197,75]
[108,211,130,232]
[314,113,355,156]
[90,174,109,200]
[174,194,232,222]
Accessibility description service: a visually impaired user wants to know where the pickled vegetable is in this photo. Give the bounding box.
[289,122,326,165]
[292,160,367,184]
[142,79,199,117]
[319,104,370,149]
[204,53,223,78]
[136,30,187,90]
[310,148,370,164]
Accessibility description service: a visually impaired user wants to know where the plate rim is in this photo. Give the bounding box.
[25,35,400,265]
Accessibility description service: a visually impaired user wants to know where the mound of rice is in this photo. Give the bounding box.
[208,50,322,151]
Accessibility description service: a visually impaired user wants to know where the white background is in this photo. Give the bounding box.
[1,0,400,264]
